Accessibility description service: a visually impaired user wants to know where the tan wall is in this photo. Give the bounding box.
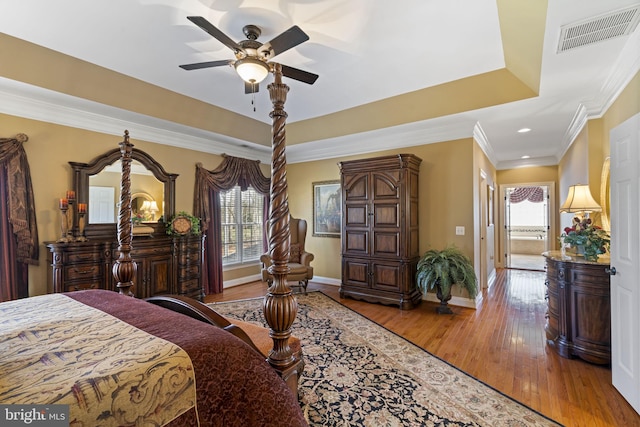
[9,108,477,293]
[2,113,237,295]
[497,165,558,184]
[601,71,640,151]
[557,71,640,231]
[12,68,638,296]
[287,139,476,283]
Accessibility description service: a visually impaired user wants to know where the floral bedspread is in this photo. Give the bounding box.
[0,293,197,427]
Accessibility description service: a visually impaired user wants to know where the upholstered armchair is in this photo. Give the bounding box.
[261,216,314,293]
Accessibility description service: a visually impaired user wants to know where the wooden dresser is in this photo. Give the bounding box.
[542,251,611,364]
[46,234,204,300]
[339,154,422,309]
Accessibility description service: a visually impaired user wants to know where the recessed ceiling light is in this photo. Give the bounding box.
[518,128,531,133]
[521,155,531,159]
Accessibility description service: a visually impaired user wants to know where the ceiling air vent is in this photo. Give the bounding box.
[557,5,640,53]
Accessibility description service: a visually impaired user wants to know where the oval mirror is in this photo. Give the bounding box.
[88,161,163,224]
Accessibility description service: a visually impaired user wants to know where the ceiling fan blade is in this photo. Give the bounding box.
[187,16,242,53]
[281,64,319,85]
[179,60,232,70]
[261,26,309,58]
[245,82,259,94]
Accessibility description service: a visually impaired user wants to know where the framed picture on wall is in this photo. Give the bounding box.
[313,181,341,237]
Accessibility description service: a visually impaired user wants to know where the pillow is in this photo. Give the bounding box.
[289,243,301,263]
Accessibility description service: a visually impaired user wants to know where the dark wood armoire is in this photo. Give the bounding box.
[339,154,422,309]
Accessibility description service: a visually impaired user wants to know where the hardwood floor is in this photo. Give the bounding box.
[205,269,640,427]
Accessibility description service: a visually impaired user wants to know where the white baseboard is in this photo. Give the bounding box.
[421,292,479,309]
[222,275,480,309]
[309,276,341,286]
[223,274,262,289]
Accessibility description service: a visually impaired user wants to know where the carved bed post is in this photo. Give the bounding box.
[112,130,137,296]
[263,64,301,391]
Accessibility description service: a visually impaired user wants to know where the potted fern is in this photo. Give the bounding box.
[415,246,478,314]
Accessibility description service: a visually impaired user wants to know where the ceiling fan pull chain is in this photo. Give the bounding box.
[252,85,256,112]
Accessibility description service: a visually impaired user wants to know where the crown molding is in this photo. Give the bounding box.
[582,27,640,118]
[1,76,477,165]
[0,76,565,170]
[496,156,559,170]
[556,104,589,161]
[473,122,497,167]
[0,77,272,163]
[286,116,477,163]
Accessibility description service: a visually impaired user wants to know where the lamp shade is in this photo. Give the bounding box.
[148,201,159,212]
[234,58,270,83]
[560,184,602,213]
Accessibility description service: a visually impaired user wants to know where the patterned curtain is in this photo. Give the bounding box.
[509,186,544,203]
[0,134,39,301]
[193,155,270,294]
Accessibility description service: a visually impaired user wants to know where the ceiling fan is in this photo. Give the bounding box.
[180,16,319,94]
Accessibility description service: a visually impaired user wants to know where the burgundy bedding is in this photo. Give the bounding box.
[68,290,307,427]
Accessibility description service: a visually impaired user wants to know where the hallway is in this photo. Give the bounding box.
[509,253,545,271]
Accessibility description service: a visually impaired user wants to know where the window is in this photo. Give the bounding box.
[220,186,264,265]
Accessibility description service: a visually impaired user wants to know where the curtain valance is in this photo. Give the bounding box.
[509,186,544,204]
[193,155,270,225]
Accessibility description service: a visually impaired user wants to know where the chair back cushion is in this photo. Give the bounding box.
[290,243,301,263]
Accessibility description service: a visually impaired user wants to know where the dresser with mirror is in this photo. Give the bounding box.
[45,146,204,300]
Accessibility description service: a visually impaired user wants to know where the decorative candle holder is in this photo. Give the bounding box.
[57,199,70,243]
[76,203,88,241]
[66,200,75,241]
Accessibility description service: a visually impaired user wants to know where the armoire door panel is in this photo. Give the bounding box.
[373,204,399,227]
[345,231,369,254]
[373,232,400,256]
[343,258,370,288]
[373,263,401,291]
[372,174,399,199]
[345,205,368,227]
[344,174,369,200]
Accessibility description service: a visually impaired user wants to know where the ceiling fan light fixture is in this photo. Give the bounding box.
[234,58,270,83]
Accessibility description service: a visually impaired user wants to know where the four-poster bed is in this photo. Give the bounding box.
[0,67,306,425]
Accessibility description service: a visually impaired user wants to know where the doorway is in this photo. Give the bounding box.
[503,185,551,271]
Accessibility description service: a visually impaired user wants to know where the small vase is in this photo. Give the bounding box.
[574,244,585,255]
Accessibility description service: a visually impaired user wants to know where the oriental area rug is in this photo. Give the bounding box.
[209,292,562,427]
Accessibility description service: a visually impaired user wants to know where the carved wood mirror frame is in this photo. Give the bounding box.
[70,147,178,240]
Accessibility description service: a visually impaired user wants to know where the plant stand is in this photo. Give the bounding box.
[436,285,453,314]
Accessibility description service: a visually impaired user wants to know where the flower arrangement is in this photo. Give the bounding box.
[132,212,145,225]
[560,217,610,261]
